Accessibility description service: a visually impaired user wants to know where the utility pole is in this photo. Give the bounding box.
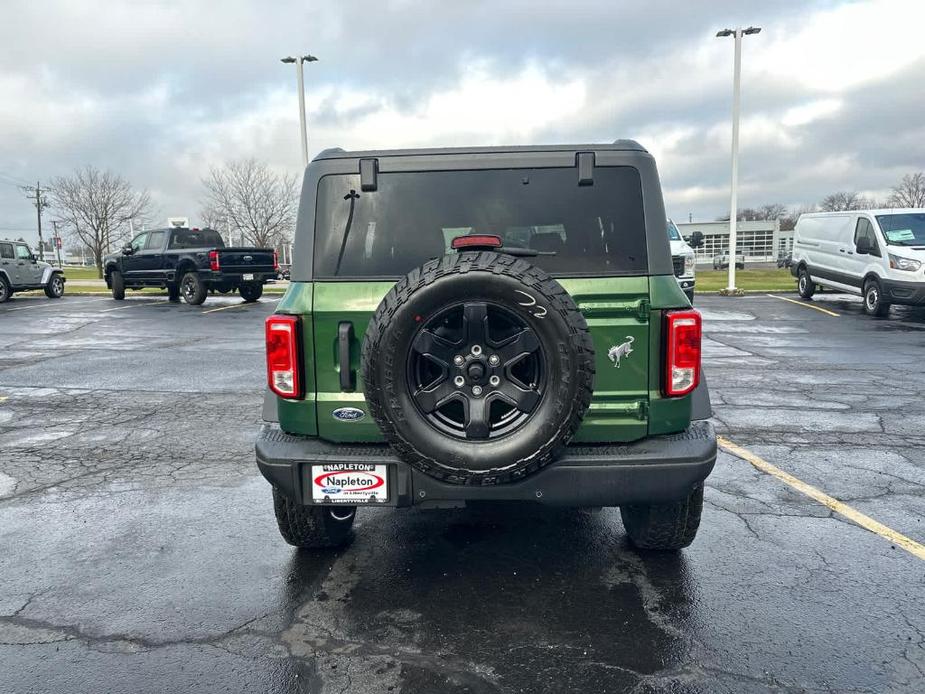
[24,181,50,261]
[716,26,761,293]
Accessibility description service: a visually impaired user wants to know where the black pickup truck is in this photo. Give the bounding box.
[103,227,277,305]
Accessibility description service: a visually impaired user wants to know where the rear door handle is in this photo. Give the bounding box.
[338,322,355,391]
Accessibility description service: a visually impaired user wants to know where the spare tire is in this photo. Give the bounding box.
[362,251,594,485]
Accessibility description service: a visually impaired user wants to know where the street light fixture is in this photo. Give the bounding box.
[280,54,319,168]
[716,26,761,293]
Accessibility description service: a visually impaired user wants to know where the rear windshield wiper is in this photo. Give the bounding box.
[499,246,557,257]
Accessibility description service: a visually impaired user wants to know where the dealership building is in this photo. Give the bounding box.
[676,219,793,265]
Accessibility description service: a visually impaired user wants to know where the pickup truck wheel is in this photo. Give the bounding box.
[239,282,263,302]
[110,270,125,300]
[272,488,355,548]
[863,278,890,317]
[362,251,594,485]
[0,275,10,303]
[797,267,815,299]
[180,272,207,305]
[44,274,65,299]
[620,484,703,551]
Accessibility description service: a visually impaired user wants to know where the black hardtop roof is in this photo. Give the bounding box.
[313,140,647,161]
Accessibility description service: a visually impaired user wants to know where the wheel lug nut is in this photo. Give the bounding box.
[489,375,500,386]
[453,355,464,366]
[471,344,482,356]
[471,385,483,396]
[454,376,465,387]
[488,354,500,366]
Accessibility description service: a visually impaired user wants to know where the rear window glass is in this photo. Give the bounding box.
[313,167,647,278]
[169,229,224,249]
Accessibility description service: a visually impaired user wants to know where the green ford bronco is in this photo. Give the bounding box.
[256,142,715,551]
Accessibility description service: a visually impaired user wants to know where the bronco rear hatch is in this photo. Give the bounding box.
[276,161,659,444]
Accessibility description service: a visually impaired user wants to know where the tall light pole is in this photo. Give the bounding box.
[281,54,318,169]
[716,26,760,293]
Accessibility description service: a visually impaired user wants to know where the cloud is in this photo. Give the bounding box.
[1,0,923,243]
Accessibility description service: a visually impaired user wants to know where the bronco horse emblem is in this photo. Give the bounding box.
[607,336,635,368]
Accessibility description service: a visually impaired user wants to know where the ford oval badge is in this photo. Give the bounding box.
[332,407,366,422]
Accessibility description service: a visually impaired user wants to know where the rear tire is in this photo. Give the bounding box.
[180,272,207,305]
[0,275,10,303]
[797,267,815,299]
[621,484,703,551]
[863,278,890,317]
[684,289,694,305]
[272,488,356,548]
[239,282,263,302]
[44,274,64,299]
[110,270,125,300]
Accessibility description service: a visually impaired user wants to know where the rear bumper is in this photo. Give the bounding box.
[255,421,717,508]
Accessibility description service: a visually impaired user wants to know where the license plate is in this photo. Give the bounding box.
[311,464,388,504]
[242,273,254,281]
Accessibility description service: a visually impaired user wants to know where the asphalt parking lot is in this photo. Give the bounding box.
[1,291,923,693]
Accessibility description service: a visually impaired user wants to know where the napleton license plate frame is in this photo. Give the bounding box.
[310,463,390,504]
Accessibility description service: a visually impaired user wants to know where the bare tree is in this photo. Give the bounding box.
[717,203,789,223]
[819,191,866,212]
[199,159,298,248]
[757,203,788,221]
[49,166,151,278]
[888,172,925,208]
[780,205,818,231]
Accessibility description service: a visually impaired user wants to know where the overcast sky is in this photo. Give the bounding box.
[2,0,924,245]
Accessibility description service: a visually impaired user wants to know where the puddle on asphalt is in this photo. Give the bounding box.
[698,309,756,321]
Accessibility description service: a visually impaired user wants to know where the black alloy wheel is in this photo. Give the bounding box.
[407,301,545,441]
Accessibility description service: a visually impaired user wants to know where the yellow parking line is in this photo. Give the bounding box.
[0,396,7,404]
[100,301,171,313]
[201,302,251,314]
[718,436,925,561]
[766,294,840,317]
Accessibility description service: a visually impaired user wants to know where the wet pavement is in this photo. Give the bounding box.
[0,292,923,693]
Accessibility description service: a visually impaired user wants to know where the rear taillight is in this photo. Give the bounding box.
[209,250,220,272]
[266,315,301,399]
[273,250,279,271]
[664,309,702,397]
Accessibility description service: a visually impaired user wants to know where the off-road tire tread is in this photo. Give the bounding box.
[362,251,595,486]
[111,270,126,300]
[621,484,703,551]
[272,488,355,548]
[181,272,208,305]
[0,275,11,303]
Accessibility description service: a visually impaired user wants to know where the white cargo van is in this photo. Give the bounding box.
[791,209,925,316]
[668,219,699,303]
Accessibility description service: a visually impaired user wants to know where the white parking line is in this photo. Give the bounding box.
[3,298,109,313]
[100,301,171,313]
